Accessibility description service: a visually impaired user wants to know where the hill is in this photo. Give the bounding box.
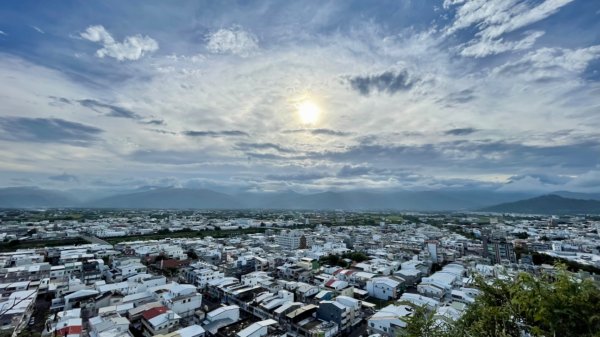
[480,194,600,214]
[87,187,242,209]
[0,187,78,208]
[0,187,536,211]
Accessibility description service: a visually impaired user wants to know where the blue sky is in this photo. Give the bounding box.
[1,0,600,194]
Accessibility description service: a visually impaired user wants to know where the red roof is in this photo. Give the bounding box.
[56,325,82,335]
[325,279,337,287]
[142,306,168,320]
[158,259,189,269]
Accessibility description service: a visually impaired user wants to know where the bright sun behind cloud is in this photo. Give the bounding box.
[297,100,320,125]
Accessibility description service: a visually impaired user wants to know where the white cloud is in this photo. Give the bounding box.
[444,0,575,57]
[2,5,600,192]
[80,25,158,61]
[31,26,45,34]
[206,26,259,57]
[460,30,544,58]
[493,45,600,80]
[0,30,7,36]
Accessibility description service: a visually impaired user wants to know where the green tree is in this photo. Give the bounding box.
[398,303,452,337]
[186,249,198,260]
[404,265,600,337]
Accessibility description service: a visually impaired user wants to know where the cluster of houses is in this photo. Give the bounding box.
[0,212,598,336]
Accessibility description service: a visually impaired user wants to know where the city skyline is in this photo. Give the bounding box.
[1,0,600,194]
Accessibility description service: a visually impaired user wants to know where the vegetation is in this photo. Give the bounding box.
[105,227,271,244]
[401,265,600,337]
[514,232,529,239]
[186,249,198,260]
[0,237,88,252]
[531,252,600,274]
[319,251,370,268]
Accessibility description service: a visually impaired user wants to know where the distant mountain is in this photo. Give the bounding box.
[87,187,242,209]
[235,190,533,211]
[480,194,600,214]
[549,191,600,201]
[0,186,553,211]
[0,187,78,208]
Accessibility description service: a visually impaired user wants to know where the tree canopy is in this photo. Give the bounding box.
[401,266,600,337]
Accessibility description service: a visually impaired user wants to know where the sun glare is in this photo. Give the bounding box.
[297,100,320,125]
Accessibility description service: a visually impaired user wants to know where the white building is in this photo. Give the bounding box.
[276,230,312,249]
[366,276,404,300]
[368,304,413,337]
[236,319,277,337]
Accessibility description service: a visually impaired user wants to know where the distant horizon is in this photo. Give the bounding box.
[2,185,600,214]
[0,184,593,196]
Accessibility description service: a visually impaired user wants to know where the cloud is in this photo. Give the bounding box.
[441,89,476,105]
[77,99,141,119]
[494,46,600,80]
[2,2,599,193]
[264,172,329,182]
[183,130,249,137]
[0,30,7,36]
[48,96,72,105]
[235,142,295,153]
[206,26,259,57]
[127,150,206,165]
[48,173,79,183]
[460,30,545,58]
[310,139,600,171]
[147,128,176,135]
[0,117,103,145]
[80,25,158,61]
[30,26,45,34]
[444,0,575,57]
[336,165,374,178]
[142,119,165,125]
[283,128,351,136]
[444,128,478,136]
[348,70,416,95]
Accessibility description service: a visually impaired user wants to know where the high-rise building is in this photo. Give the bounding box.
[276,230,312,250]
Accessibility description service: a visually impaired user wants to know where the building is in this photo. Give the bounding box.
[235,319,277,337]
[276,230,312,250]
[141,306,181,337]
[367,304,413,337]
[366,276,405,300]
[485,239,517,264]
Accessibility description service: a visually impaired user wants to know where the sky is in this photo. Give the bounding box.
[1,0,600,195]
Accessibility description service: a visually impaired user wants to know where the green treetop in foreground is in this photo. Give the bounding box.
[402,265,600,337]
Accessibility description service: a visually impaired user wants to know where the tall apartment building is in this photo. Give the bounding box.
[276,230,312,250]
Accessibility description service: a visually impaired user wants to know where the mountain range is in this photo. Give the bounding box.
[479,194,600,214]
[1,186,600,213]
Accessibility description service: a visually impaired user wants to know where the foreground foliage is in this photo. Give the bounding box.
[402,266,600,337]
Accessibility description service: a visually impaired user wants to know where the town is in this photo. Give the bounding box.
[0,209,598,337]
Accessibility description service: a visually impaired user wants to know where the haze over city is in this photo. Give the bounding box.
[1,0,599,198]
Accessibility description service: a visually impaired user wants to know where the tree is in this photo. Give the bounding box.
[514,232,528,239]
[398,303,452,337]
[186,249,198,260]
[403,265,600,337]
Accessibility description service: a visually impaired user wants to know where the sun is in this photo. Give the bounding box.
[297,100,321,125]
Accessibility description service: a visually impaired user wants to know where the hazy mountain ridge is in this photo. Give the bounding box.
[88,188,242,209]
[0,187,78,208]
[0,186,539,211]
[480,194,600,214]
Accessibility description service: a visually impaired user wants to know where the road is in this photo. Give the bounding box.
[79,234,112,246]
